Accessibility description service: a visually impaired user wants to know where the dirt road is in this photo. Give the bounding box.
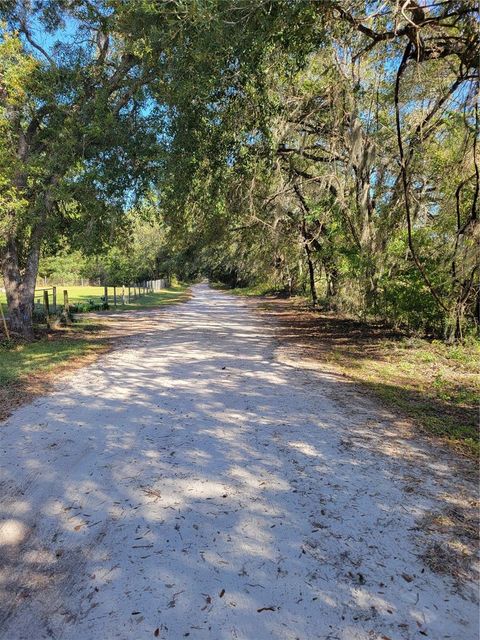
[0,285,477,639]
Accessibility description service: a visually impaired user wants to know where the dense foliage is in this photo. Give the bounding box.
[152,1,479,339]
[38,218,171,285]
[0,0,165,336]
[1,1,478,339]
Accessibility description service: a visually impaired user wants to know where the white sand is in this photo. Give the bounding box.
[0,284,478,639]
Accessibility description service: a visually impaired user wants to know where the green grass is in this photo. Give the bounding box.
[0,319,106,386]
[107,284,189,311]
[333,338,479,454]
[0,285,106,306]
[0,338,103,385]
[1,283,189,310]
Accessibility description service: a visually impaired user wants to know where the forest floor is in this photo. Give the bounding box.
[0,284,478,640]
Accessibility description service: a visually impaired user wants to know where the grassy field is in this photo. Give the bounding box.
[0,285,106,306]
[0,284,190,421]
[0,283,187,310]
[227,287,479,455]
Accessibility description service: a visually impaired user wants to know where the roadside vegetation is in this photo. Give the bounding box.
[0,318,107,387]
[324,334,479,455]
[0,282,187,310]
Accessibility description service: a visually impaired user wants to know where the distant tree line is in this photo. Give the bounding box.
[38,220,173,286]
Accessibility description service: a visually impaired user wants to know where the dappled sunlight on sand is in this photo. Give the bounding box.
[0,520,27,547]
[0,285,477,640]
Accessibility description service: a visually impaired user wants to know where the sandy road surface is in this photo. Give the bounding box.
[0,285,478,639]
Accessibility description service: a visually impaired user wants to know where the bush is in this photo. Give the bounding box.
[32,308,48,323]
[69,298,105,313]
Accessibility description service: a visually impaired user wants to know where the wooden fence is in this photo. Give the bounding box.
[24,278,171,328]
[99,278,170,307]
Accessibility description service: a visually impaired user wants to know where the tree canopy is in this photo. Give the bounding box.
[1,0,478,339]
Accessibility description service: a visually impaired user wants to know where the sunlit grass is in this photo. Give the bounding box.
[0,285,106,306]
[0,333,105,386]
[338,340,479,453]
[328,338,479,454]
[0,283,189,309]
[111,284,190,311]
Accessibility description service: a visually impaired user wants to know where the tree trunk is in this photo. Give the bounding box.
[1,228,43,340]
[306,248,317,307]
[2,273,35,341]
[301,223,317,307]
[293,182,318,307]
[321,257,338,302]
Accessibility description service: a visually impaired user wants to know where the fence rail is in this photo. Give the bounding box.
[1,278,171,330]
[102,279,170,306]
[34,286,58,313]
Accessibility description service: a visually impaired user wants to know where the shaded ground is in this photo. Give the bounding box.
[0,285,478,640]
[251,296,479,454]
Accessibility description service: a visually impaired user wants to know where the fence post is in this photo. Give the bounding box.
[128,286,131,303]
[63,289,71,325]
[43,290,50,328]
[52,286,57,313]
[0,302,10,340]
[113,286,117,308]
[104,285,108,308]
[122,285,126,305]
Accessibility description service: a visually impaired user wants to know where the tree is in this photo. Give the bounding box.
[0,1,162,338]
[2,0,477,339]
[148,0,479,337]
